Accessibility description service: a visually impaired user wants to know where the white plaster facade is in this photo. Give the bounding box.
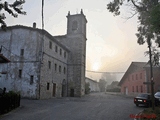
[0,10,87,99]
[85,77,100,92]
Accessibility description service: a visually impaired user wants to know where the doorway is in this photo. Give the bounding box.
[53,83,56,97]
[70,89,74,97]
[62,79,66,97]
[125,87,128,95]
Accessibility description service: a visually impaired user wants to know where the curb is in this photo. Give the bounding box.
[105,92,135,98]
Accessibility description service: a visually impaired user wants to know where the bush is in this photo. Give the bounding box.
[138,107,160,120]
[0,91,21,115]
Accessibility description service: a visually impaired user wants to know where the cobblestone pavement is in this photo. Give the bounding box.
[0,92,144,120]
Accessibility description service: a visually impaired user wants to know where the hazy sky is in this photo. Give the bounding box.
[5,0,149,81]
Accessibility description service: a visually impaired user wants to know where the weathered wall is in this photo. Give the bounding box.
[0,11,87,99]
[0,28,40,99]
[54,12,87,97]
[40,35,68,99]
[120,70,146,96]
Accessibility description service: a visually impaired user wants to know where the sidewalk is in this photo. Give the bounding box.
[105,92,136,98]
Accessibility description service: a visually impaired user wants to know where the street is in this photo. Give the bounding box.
[0,92,144,120]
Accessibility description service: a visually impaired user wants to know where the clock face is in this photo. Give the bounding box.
[72,21,78,31]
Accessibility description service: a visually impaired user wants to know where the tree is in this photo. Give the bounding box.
[101,73,117,85]
[107,0,160,110]
[149,4,160,34]
[0,0,26,30]
[98,79,107,92]
[107,0,160,65]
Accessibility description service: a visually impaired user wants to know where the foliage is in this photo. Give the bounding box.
[149,4,160,34]
[140,107,160,120]
[98,79,107,92]
[3,91,20,97]
[101,73,116,85]
[0,91,21,115]
[85,82,90,94]
[107,0,160,66]
[0,0,26,30]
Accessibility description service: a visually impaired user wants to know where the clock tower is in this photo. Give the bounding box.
[65,10,87,97]
[67,9,87,37]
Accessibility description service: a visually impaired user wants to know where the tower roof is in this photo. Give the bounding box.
[66,9,87,23]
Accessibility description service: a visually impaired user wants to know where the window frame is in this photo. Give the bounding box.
[60,48,62,55]
[55,63,57,72]
[30,75,34,85]
[64,67,66,74]
[132,86,134,92]
[48,61,51,69]
[49,41,52,49]
[19,69,22,78]
[55,46,58,53]
[64,51,66,58]
[20,49,24,56]
[47,82,50,90]
[59,65,61,73]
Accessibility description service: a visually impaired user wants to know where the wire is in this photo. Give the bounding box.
[86,70,125,74]
[10,61,39,63]
[1,45,37,62]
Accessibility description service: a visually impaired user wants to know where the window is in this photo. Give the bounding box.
[47,83,50,90]
[59,65,61,73]
[72,21,78,31]
[55,64,57,71]
[60,49,62,55]
[128,76,130,81]
[64,51,66,58]
[158,86,160,91]
[30,76,34,85]
[140,86,143,93]
[136,86,138,92]
[132,86,134,92]
[55,46,58,52]
[48,61,51,69]
[20,49,24,56]
[64,67,66,74]
[132,75,134,80]
[49,41,52,49]
[136,74,138,80]
[140,73,142,79]
[19,69,22,78]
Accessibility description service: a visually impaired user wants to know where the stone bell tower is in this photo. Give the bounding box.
[66,9,87,97]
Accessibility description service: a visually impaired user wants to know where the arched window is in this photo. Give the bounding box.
[72,21,78,31]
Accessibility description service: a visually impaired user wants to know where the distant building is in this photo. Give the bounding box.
[118,62,160,96]
[0,10,87,99]
[85,77,99,92]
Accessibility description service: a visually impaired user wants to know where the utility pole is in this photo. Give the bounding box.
[148,37,155,110]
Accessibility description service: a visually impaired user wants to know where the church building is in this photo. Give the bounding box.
[0,10,87,99]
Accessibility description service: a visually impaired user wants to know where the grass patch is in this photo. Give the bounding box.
[140,107,160,120]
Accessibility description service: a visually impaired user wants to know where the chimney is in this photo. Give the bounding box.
[33,22,36,28]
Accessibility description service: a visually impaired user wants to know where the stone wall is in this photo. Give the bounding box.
[39,34,68,99]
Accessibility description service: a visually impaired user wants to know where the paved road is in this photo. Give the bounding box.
[0,92,144,120]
